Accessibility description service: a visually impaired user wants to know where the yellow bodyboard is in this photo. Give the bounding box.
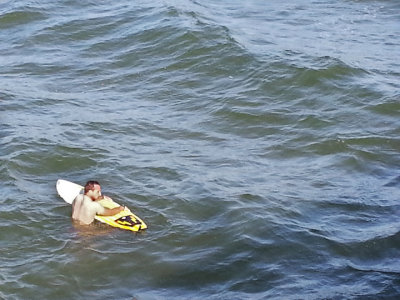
[57,179,147,232]
[96,197,147,232]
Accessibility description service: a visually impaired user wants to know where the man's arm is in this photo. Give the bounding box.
[98,206,124,216]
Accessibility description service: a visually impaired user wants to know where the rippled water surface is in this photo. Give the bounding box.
[1,0,399,299]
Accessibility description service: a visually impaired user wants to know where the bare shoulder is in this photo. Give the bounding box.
[73,193,84,203]
[83,194,92,201]
[75,194,92,205]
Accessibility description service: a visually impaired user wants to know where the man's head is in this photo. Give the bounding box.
[84,180,102,200]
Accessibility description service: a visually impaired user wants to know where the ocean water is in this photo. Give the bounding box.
[0,0,399,299]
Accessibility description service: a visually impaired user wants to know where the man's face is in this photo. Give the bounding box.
[89,184,102,200]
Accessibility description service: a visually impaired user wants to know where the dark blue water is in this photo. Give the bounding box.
[1,0,399,299]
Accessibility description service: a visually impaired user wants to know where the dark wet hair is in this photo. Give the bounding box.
[84,180,100,194]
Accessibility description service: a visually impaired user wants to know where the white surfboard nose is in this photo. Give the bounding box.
[56,179,84,204]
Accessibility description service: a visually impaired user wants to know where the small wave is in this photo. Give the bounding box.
[347,260,400,275]
[285,56,369,87]
[0,9,46,29]
[384,175,400,187]
[6,145,99,177]
[369,97,400,117]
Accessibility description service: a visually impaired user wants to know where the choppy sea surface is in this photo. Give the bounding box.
[1,0,399,299]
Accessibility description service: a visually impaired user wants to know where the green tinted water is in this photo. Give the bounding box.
[1,0,399,299]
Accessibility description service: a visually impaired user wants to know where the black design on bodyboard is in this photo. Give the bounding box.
[115,215,142,228]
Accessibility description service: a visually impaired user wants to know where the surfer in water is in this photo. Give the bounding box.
[72,180,124,225]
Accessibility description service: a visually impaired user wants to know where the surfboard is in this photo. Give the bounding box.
[56,179,147,232]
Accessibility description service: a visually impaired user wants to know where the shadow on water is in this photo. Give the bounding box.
[71,221,116,239]
[384,175,400,187]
